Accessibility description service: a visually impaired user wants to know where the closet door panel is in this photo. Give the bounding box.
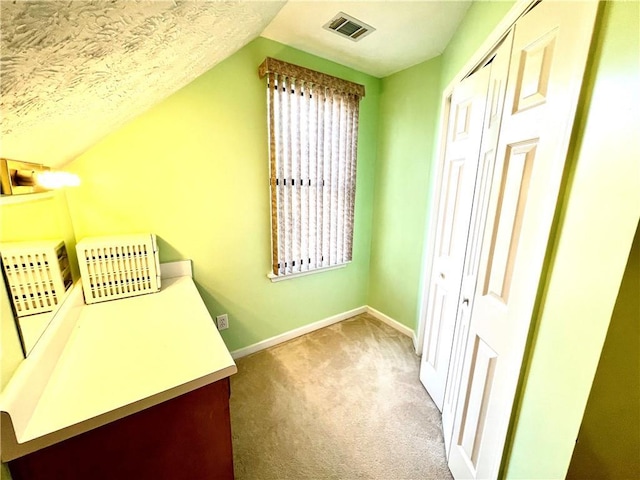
[447,2,598,479]
[441,30,514,454]
[456,335,497,467]
[419,65,491,411]
[483,140,537,302]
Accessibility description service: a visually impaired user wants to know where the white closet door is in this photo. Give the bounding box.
[419,65,490,411]
[441,30,513,455]
[447,2,598,479]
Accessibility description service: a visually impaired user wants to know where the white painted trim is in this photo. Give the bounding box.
[366,306,415,339]
[412,332,420,354]
[230,306,367,359]
[160,260,192,279]
[230,305,418,360]
[267,262,349,282]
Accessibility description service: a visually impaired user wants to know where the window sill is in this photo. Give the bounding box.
[267,262,350,283]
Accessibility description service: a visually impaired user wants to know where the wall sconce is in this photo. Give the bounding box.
[0,159,80,195]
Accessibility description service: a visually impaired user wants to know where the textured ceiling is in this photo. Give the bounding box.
[262,1,472,78]
[0,0,285,168]
[1,1,473,169]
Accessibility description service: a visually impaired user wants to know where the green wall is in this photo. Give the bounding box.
[567,222,640,479]
[439,0,515,88]
[368,1,513,330]
[65,37,380,352]
[367,56,441,328]
[504,1,640,477]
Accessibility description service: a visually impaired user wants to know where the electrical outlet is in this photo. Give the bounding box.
[216,314,229,330]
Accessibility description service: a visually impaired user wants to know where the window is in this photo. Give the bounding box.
[259,57,365,279]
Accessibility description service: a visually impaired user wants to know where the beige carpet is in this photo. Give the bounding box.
[229,313,452,480]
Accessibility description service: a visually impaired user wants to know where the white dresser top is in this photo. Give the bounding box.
[1,267,236,461]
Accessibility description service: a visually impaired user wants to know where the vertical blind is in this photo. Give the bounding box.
[259,58,365,277]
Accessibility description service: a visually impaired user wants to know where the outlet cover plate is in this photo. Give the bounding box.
[216,314,229,330]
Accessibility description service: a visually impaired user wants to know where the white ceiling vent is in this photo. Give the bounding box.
[323,12,375,42]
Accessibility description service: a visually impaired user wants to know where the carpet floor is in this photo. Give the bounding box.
[229,313,452,480]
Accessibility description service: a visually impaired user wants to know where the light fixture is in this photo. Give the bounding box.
[0,158,80,195]
[35,171,81,189]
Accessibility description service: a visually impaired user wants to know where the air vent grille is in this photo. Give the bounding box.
[323,12,375,42]
[76,234,161,304]
[1,240,72,317]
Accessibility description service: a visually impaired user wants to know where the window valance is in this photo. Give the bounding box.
[258,57,365,98]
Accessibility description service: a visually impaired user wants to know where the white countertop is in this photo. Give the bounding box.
[1,269,237,461]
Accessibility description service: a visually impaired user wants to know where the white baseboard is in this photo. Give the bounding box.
[365,306,415,339]
[230,305,418,360]
[230,306,367,359]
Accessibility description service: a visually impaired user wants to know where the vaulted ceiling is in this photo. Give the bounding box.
[0,1,286,168]
[0,1,471,168]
